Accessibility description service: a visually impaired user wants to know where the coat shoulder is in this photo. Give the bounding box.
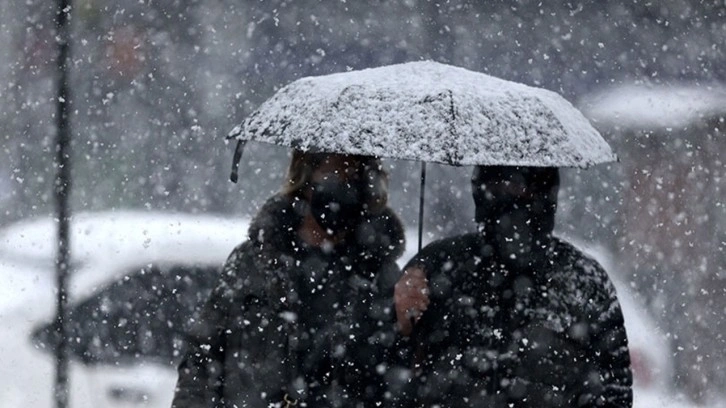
[553,239,613,281]
[405,233,481,269]
[215,240,267,302]
[549,238,620,310]
[358,206,407,262]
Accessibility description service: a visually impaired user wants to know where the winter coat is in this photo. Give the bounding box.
[403,233,633,408]
[171,194,405,408]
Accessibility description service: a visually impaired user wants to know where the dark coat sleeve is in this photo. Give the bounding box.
[170,243,250,408]
[576,261,634,408]
[585,285,633,407]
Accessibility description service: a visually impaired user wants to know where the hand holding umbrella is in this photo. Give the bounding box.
[394,266,429,336]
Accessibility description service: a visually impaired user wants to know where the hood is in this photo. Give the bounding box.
[471,166,559,237]
[471,166,560,270]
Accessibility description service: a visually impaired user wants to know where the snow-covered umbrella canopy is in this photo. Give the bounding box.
[228,61,615,251]
[228,61,616,169]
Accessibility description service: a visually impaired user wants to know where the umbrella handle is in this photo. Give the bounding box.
[417,162,426,252]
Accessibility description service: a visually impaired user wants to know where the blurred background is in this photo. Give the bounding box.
[0,0,724,406]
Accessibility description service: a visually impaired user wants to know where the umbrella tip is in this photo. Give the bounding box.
[229,139,246,184]
[227,125,242,139]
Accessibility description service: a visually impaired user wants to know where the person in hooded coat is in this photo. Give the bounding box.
[172,151,405,408]
[394,166,633,407]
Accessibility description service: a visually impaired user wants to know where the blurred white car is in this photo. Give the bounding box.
[0,211,248,408]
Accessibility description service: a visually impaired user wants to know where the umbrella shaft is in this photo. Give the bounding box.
[418,162,426,252]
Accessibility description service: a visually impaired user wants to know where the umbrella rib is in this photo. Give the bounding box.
[448,89,456,122]
[445,90,459,163]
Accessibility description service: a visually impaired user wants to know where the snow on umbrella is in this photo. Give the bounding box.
[228,61,616,248]
[229,60,614,168]
[31,263,220,366]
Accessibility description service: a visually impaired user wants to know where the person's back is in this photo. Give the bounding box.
[406,233,631,407]
[396,166,632,407]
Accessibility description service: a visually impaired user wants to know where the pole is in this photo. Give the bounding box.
[54,0,72,407]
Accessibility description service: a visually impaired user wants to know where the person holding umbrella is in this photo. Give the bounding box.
[172,150,406,407]
[394,165,633,407]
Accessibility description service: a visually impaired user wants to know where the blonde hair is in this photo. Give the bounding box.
[282,150,389,212]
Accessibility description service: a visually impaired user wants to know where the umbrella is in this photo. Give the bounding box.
[228,61,616,249]
[32,263,220,366]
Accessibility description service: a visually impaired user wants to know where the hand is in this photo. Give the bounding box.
[394,266,430,336]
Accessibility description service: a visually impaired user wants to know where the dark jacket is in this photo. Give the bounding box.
[404,233,633,407]
[172,194,405,408]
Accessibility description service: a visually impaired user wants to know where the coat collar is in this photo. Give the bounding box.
[247,194,406,265]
